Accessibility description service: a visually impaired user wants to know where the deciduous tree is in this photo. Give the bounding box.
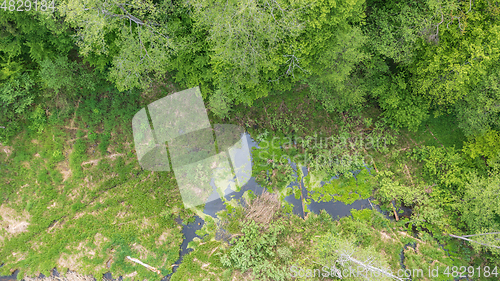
[57,0,176,91]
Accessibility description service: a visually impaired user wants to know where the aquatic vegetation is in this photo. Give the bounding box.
[251,134,298,192]
[305,169,373,205]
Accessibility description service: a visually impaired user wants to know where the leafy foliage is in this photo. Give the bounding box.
[463,129,500,169]
[0,73,36,141]
[221,220,286,280]
[410,0,500,109]
[0,73,35,121]
[411,145,467,191]
[0,11,73,78]
[454,65,500,137]
[371,73,430,131]
[462,173,500,254]
[208,89,231,120]
[376,169,446,229]
[189,0,304,104]
[306,26,369,113]
[305,169,373,205]
[57,0,175,91]
[377,170,422,206]
[39,56,96,97]
[365,0,433,65]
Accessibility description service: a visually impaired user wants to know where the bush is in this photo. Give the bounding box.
[39,56,96,98]
[0,73,36,142]
[277,246,292,261]
[208,89,231,119]
[463,130,500,169]
[373,73,429,131]
[221,220,286,280]
[28,105,47,134]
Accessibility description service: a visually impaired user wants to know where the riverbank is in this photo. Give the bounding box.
[2,84,498,280]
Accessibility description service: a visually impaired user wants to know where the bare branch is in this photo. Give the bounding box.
[137,26,151,61]
[436,10,444,36]
[338,251,409,281]
[461,232,500,238]
[448,233,500,249]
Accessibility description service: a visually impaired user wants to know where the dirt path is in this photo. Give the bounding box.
[69,98,81,129]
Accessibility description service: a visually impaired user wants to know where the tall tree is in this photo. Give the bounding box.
[365,0,500,133]
[365,0,435,65]
[186,0,366,113]
[305,26,369,113]
[57,0,177,91]
[0,11,73,80]
[185,0,310,108]
[410,0,500,109]
[461,173,500,254]
[0,11,74,141]
[454,64,500,137]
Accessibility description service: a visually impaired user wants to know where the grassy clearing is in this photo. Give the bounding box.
[0,81,195,280]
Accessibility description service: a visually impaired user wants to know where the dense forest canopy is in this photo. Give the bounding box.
[2,0,500,136]
[1,0,500,280]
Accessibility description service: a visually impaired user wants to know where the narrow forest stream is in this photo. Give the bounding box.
[162,133,380,280]
[1,133,407,281]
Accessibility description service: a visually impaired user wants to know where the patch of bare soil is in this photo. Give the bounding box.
[57,161,72,182]
[0,205,30,235]
[123,271,138,279]
[73,212,86,220]
[156,231,171,246]
[379,230,395,242]
[11,251,28,262]
[131,243,157,260]
[57,241,106,275]
[94,233,109,248]
[0,143,13,157]
[81,153,125,167]
[397,231,423,243]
